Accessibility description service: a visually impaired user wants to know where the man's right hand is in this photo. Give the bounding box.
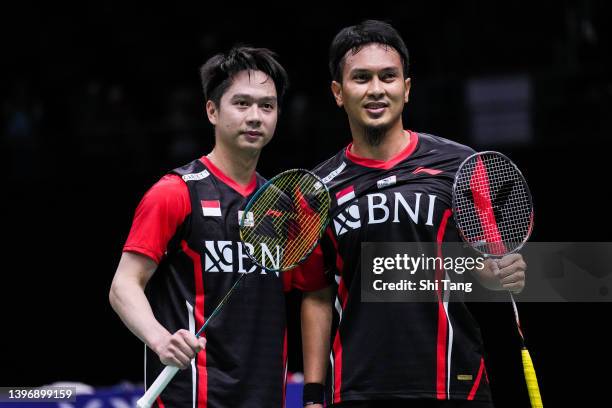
[154,329,207,369]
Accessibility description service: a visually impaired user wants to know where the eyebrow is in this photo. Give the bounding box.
[230,94,277,103]
[349,67,400,75]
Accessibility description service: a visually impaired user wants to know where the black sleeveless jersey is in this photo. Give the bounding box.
[144,158,288,408]
[307,131,493,404]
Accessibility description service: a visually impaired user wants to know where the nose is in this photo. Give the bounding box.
[245,104,262,127]
[366,77,385,99]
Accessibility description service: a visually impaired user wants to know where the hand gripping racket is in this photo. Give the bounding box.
[452,151,543,408]
[137,169,330,408]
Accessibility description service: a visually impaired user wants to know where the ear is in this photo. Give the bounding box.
[404,78,411,103]
[206,100,218,125]
[331,81,343,107]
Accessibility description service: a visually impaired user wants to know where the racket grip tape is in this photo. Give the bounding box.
[521,348,543,408]
[136,365,181,408]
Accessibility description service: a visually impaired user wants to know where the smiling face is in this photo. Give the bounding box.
[206,69,278,155]
[331,43,410,143]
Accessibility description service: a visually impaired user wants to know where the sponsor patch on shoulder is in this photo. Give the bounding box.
[322,162,347,184]
[182,170,210,182]
[377,175,397,189]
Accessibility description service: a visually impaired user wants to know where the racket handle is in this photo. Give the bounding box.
[136,365,180,408]
[521,348,543,408]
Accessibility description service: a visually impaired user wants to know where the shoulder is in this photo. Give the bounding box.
[416,132,476,160]
[136,174,191,222]
[311,147,348,183]
[124,174,191,263]
[171,157,211,182]
[255,172,267,185]
[144,174,189,203]
[411,132,477,173]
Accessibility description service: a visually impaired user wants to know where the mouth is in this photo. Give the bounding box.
[363,102,388,116]
[242,130,264,142]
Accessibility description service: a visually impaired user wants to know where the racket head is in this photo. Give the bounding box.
[239,169,331,272]
[452,151,534,257]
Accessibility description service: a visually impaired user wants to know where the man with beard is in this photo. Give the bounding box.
[300,20,527,408]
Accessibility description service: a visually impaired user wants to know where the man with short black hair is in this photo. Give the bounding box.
[301,20,527,408]
[110,46,325,407]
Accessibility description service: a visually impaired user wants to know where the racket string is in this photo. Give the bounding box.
[240,170,330,270]
[454,153,532,255]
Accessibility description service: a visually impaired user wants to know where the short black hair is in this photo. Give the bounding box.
[329,20,410,82]
[200,46,289,108]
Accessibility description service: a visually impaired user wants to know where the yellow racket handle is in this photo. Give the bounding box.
[521,348,543,408]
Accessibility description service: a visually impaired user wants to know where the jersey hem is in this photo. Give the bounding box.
[123,246,161,264]
[294,281,331,293]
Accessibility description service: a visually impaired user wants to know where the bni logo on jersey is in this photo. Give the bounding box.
[333,186,361,236]
[203,240,281,276]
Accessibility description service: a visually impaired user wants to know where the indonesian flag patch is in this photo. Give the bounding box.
[336,185,356,205]
[201,200,222,217]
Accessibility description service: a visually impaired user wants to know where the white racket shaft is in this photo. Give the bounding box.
[136,275,244,407]
[136,365,180,408]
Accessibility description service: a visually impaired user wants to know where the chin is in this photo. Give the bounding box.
[239,141,266,152]
[362,118,390,129]
[365,112,401,128]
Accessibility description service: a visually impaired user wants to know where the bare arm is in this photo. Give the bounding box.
[109,252,205,368]
[301,285,333,407]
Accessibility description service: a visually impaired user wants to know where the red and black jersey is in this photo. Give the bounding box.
[303,131,493,405]
[124,156,324,408]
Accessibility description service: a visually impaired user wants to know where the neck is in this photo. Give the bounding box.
[206,145,258,186]
[348,119,408,161]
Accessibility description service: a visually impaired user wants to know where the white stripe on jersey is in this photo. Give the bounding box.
[329,352,335,401]
[330,274,343,402]
[334,297,343,321]
[284,358,288,408]
[334,275,343,320]
[186,300,196,408]
[442,271,454,398]
[144,344,147,391]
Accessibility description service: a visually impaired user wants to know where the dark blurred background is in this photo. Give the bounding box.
[2,1,611,407]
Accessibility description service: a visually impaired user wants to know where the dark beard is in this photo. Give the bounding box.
[364,125,388,147]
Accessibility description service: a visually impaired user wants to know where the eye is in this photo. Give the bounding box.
[262,103,276,111]
[353,73,369,82]
[235,100,249,107]
[381,72,397,81]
